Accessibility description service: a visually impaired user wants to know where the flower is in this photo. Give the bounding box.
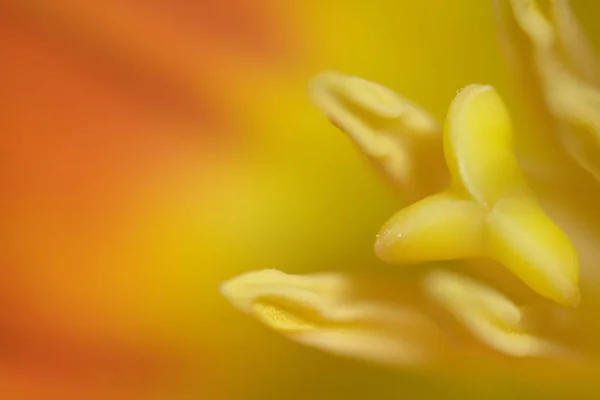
[222,0,600,394]
[4,0,503,398]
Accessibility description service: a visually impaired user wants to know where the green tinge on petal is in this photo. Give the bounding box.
[424,270,564,357]
[309,70,447,199]
[376,85,580,306]
[221,269,440,366]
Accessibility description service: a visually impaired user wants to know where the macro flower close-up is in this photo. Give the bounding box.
[4,0,600,399]
[222,0,600,398]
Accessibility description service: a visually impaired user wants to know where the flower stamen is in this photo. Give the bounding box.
[309,71,447,200]
[375,85,580,306]
[509,0,600,182]
[221,269,441,366]
[424,270,564,358]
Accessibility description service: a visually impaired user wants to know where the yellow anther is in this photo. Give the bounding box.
[221,269,439,366]
[485,198,580,307]
[375,85,580,306]
[509,0,600,182]
[445,85,531,205]
[309,71,447,199]
[424,270,562,357]
[375,191,487,263]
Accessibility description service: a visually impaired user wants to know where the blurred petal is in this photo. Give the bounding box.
[507,0,600,183]
[221,268,597,389]
[551,0,599,84]
[424,270,563,358]
[221,269,442,367]
[309,71,447,200]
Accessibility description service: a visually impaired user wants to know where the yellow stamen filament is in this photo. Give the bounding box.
[551,0,599,84]
[510,0,600,182]
[424,270,562,357]
[375,85,580,306]
[221,269,440,366]
[309,71,447,200]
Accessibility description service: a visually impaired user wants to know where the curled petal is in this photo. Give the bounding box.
[221,269,442,367]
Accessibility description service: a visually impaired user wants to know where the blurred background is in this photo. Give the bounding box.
[2,1,600,399]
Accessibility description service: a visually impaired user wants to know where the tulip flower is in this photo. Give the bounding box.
[223,0,600,396]
[6,0,500,398]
